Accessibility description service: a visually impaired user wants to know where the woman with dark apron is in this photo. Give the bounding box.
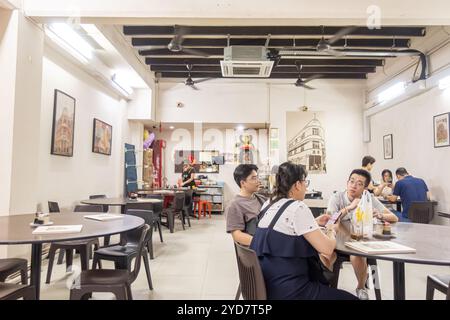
[250,162,357,300]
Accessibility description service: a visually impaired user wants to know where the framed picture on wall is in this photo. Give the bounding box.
[92,118,113,155]
[433,112,450,148]
[383,134,393,159]
[51,89,76,157]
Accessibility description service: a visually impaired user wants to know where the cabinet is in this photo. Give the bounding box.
[196,185,224,213]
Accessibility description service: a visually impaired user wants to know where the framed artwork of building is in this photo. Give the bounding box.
[383,134,393,159]
[51,89,76,157]
[92,118,113,155]
[433,112,450,148]
[286,112,327,173]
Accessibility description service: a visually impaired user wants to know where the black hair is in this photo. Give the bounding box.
[348,169,372,188]
[395,167,409,176]
[233,164,258,188]
[362,155,376,167]
[381,169,393,182]
[271,162,308,202]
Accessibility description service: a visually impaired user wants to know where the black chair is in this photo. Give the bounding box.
[234,242,266,300]
[0,283,35,300]
[0,258,28,285]
[124,204,156,259]
[426,274,450,300]
[92,209,154,290]
[143,194,164,243]
[71,224,150,300]
[408,201,434,224]
[89,194,109,213]
[48,201,60,213]
[45,205,103,284]
[161,192,185,233]
[329,253,382,300]
[182,190,193,228]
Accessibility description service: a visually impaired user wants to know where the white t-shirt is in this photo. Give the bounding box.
[259,198,319,236]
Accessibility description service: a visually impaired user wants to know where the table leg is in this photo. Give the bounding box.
[393,261,405,300]
[30,243,42,300]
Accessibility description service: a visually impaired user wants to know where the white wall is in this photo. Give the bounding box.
[367,86,450,225]
[269,81,366,198]
[37,46,140,212]
[127,88,152,120]
[157,82,269,124]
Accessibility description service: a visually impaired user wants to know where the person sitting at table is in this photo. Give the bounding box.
[180,161,196,188]
[361,155,377,193]
[326,169,398,300]
[386,167,431,222]
[225,164,266,246]
[250,162,356,300]
[374,169,396,211]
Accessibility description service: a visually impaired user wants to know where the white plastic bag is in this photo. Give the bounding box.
[352,190,373,238]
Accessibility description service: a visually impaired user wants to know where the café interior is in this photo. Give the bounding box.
[1,0,450,301]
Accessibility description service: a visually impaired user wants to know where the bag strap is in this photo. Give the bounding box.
[267,199,296,231]
[257,200,277,221]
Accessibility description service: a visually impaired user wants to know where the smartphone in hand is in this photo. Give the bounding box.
[325,211,343,226]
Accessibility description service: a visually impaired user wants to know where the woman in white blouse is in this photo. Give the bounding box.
[250,162,357,300]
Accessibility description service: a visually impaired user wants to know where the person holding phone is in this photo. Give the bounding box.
[326,169,398,300]
[374,169,394,198]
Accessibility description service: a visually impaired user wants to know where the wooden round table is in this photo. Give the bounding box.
[0,213,144,300]
[335,221,450,300]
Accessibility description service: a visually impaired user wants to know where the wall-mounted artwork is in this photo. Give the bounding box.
[286,112,327,173]
[434,112,450,148]
[51,89,76,157]
[92,118,112,155]
[383,134,393,159]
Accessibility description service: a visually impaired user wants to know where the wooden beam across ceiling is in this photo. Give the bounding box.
[150,65,377,73]
[158,72,368,79]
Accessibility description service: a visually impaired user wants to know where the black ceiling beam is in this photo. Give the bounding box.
[133,37,411,48]
[146,57,384,66]
[124,26,425,37]
[158,72,367,79]
[150,65,376,73]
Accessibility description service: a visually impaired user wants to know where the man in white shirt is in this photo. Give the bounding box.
[327,169,398,300]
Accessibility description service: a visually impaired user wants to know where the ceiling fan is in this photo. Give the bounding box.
[315,25,358,56]
[294,63,322,90]
[184,64,213,90]
[165,25,211,57]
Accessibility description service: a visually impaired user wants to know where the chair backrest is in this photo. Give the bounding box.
[184,190,193,207]
[73,205,103,213]
[126,224,150,283]
[143,195,163,216]
[234,242,267,300]
[125,209,155,226]
[172,192,185,211]
[89,194,106,199]
[48,201,60,213]
[408,201,434,224]
[89,195,108,212]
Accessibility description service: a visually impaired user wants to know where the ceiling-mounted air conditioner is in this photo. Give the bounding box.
[220,46,274,77]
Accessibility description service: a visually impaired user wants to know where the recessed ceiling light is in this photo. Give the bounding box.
[236,125,245,131]
[169,126,175,130]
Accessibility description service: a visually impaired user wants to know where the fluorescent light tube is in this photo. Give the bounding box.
[378,82,406,103]
[47,23,93,62]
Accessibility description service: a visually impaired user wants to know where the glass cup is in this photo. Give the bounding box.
[350,220,363,241]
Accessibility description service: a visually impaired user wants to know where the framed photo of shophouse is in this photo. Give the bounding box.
[92,118,113,155]
[50,89,76,157]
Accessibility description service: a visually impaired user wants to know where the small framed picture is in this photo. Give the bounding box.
[51,89,76,157]
[433,112,450,148]
[383,134,393,159]
[92,118,112,155]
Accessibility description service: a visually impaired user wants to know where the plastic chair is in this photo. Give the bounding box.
[70,224,150,300]
[0,283,35,300]
[426,274,450,300]
[89,194,109,213]
[161,192,185,233]
[408,201,434,224]
[233,242,266,300]
[0,258,28,284]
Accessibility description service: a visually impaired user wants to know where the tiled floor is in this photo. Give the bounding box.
[37,215,450,300]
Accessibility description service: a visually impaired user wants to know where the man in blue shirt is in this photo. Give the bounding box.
[387,167,430,222]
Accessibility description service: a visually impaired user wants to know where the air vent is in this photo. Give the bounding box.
[220,46,274,77]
